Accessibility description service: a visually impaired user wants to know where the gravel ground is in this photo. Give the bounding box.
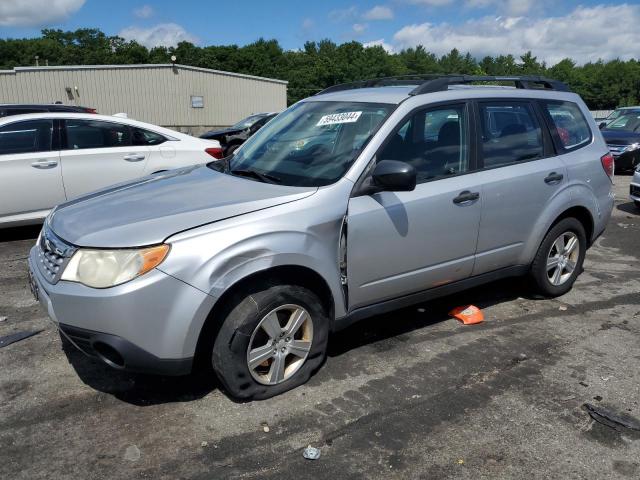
[1,176,638,480]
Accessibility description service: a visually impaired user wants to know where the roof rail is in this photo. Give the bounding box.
[315,74,571,96]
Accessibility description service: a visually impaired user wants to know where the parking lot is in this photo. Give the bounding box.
[0,176,638,479]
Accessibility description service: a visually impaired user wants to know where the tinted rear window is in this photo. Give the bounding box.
[540,101,591,151]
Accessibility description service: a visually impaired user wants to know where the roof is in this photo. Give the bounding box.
[0,63,288,86]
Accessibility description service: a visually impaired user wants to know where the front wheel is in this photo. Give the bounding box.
[529,217,587,297]
[211,281,329,400]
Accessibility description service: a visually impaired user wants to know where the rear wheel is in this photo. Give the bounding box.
[211,281,329,400]
[529,217,586,297]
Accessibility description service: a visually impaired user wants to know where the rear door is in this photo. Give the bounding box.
[472,99,567,274]
[59,118,149,199]
[0,118,65,220]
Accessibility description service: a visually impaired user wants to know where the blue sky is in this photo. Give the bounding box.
[0,1,639,64]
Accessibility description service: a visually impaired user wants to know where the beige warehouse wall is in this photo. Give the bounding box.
[0,65,287,131]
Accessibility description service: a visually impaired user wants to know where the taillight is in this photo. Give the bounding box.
[205,147,224,159]
[601,153,614,181]
[84,108,97,114]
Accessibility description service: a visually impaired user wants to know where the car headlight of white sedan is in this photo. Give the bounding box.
[61,245,170,288]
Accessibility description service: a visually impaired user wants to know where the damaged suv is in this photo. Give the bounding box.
[29,75,614,400]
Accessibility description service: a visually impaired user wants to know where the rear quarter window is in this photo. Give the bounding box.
[540,101,592,152]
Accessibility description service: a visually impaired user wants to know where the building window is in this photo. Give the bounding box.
[191,96,204,108]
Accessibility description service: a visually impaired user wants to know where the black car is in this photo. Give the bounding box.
[200,112,277,155]
[0,103,97,117]
[600,110,640,172]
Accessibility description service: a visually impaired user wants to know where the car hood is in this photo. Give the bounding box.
[49,165,317,248]
[201,127,245,139]
[601,129,640,145]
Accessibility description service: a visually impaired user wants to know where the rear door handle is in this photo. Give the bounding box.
[453,190,480,205]
[123,153,145,162]
[31,159,58,169]
[544,172,564,184]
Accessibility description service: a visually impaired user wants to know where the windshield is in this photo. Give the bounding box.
[606,113,640,132]
[222,101,393,187]
[231,114,265,129]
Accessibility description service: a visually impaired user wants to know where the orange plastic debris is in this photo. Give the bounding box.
[449,305,484,325]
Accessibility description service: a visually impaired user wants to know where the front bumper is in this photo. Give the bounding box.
[631,181,640,203]
[28,246,216,375]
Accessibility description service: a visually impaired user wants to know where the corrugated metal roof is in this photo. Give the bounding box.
[0,64,288,85]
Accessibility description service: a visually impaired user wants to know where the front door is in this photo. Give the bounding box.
[347,103,482,310]
[59,118,149,199]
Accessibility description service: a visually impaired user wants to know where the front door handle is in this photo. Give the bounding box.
[31,159,58,169]
[544,172,564,184]
[453,190,480,205]
[123,153,145,162]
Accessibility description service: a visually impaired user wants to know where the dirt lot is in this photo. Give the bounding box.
[1,176,639,480]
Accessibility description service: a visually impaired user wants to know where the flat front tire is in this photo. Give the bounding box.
[529,217,587,297]
[211,281,329,400]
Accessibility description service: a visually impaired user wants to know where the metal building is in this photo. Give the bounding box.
[0,64,288,134]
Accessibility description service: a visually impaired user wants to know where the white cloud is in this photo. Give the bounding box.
[133,5,154,19]
[391,4,640,65]
[119,23,198,48]
[363,6,394,21]
[0,0,84,27]
[329,6,358,22]
[363,39,395,53]
[352,23,368,35]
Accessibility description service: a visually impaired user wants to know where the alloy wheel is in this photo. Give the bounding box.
[546,231,580,286]
[246,304,313,385]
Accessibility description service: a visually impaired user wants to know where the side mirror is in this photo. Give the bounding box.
[370,160,416,192]
[599,122,607,130]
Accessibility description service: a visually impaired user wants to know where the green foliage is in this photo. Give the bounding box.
[1,28,638,109]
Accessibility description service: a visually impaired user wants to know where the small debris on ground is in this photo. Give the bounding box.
[559,305,568,311]
[124,445,141,462]
[593,395,603,402]
[0,316,7,322]
[583,403,640,432]
[261,422,270,433]
[579,381,589,387]
[0,330,43,348]
[457,459,465,465]
[303,445,321,460]
[201,441,208,448]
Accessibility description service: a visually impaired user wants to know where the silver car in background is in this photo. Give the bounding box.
[0,113,223,226]
[28,75,614,400]
[631,166,640,208]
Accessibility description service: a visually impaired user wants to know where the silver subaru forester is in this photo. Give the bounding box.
[29,75,615,400]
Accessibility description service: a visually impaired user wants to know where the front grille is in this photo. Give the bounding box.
[607,144,627,157]
[36,226,76,284]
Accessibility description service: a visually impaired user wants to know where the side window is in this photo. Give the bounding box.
[0,120,53,155]
[379,104,469,182]
[64,119,131,150]
[132,127,166,146]
[479,102,544,168]
[541,101,592,151]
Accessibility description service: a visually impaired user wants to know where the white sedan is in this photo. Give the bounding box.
[0,112,223,227]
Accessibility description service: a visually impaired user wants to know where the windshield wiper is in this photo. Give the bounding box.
[230,168,281,184]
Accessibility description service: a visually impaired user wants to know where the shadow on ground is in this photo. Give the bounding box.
[0,224,42,243]
[61,275,529,406]
[616,201,639,216]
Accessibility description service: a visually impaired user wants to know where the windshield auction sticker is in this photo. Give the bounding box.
[316,111,362,126]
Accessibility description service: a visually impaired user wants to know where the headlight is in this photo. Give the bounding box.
[61,244,170,288]
[625,143,640,153]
